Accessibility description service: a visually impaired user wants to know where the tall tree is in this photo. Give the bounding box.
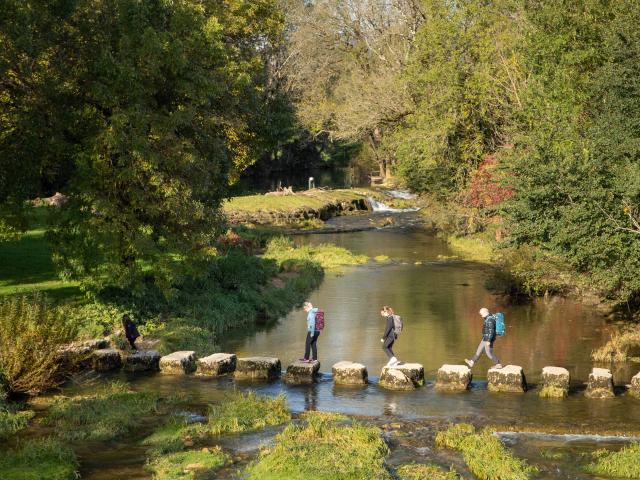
[284,0,425,178]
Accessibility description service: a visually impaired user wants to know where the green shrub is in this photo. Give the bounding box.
[146,447,229,480]
[0,294,78,395]
[0,437,78,480]
[245,412,391,479]
[585,443,640,478]
[206,392,290,435]
[397,463,459,479]
[46,382,160,441]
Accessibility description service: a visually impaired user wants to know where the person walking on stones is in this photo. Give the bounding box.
[381,306,401,367]
[465,307,502,369]
[122,314,141,350]
[300,302,321,363]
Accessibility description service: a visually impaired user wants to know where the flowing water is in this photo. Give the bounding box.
[15,219,640,479]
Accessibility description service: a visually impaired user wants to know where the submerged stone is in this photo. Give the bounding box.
[585,367,615,398]
[284,360,321,384]
[379,367,414,391]
[487,365,527,393]
[332,361,368,385]
[122,349,161,372]
[629,371,640,398]
[92,348,122,372]
[436,364,472,392]
[160,351,197,374]
[235,356,281,381]
[539,366,570,398]
[196,353,237,376]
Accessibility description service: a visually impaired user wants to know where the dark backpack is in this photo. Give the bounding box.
[393,314,403,335]
[315,310,325,330]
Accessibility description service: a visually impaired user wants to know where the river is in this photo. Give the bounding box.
[21,220,640,479]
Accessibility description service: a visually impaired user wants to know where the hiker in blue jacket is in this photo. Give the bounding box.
[465,307,502,369]
[300,302,320,363]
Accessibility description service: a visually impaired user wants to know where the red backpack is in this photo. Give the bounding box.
[315,310,325,330]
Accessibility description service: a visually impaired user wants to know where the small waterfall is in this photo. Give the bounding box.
[368,197,420,213]
[386,190,417,200]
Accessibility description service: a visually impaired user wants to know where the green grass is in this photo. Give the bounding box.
[446,234,494,263]
[245,411,391,480]
[223,189,371,214]
[0,206,81,299]
[374,255,391,263]
[0,437,78,480]
[585,443,640,478]
[142,420,194,456]
[264,236,368,272]
[436,424,537,480]
[205,392,290,435]
[146,447,229,480]
[397,463,460,479]
[0,406,35,440]
[45,382,161,441]
[592,327,640,363]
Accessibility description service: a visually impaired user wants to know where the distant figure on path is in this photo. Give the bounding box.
[381,306,402,367]
[300,302,322,363]
[122,314,141,350]
[465,308,502,369]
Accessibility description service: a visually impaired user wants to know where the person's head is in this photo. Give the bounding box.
[479,307,490,318]
[380,305,394,317]
[303,302,313,313]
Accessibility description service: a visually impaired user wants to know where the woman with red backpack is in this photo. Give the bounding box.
[300,302,322,363]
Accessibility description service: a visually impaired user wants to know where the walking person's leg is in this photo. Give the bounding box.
[310,332,320,361]
[383,337,397,366]
[484,342,501,367]
[465,340,486,367]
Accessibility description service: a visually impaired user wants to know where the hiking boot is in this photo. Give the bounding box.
[464,359,474,368]
[299,358,309,363]
[493,363,503,369]
[386,356,398,367]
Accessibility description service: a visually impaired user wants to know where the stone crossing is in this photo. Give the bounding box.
[81,342,639,399]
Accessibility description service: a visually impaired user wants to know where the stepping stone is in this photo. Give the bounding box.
[122,349,161,372]
[332,361,368,385]
[160,351,197,374]
[92,348,122,372]
[585,367,614,398]
[196,353,237,376]
[284,360,321,384]
[539,366,570,398]
[57,345,94,370]
[488,365,527,393]
[629,371,640,398]
[235,356,281,381]
[436,364,472,392]
[381,363,424,389]
[379,367,415,391]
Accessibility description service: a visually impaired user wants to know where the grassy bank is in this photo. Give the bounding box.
[0,438,78,480]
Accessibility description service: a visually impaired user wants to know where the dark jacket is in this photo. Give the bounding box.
[383,315,396,340]
[482,315,496,342]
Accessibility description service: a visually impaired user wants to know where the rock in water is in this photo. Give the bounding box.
[332,361,368,385]
[92,349,122,372]
[585,367,615,398]
[539,366,570,398]
[235,357,281,381]
[160,351,198,374]
[487,365,527,393]
[379,367,415,391]
[284,360,321,384]
[196,353,237,376]
[436,364,472,392]
[122,350,161,372]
